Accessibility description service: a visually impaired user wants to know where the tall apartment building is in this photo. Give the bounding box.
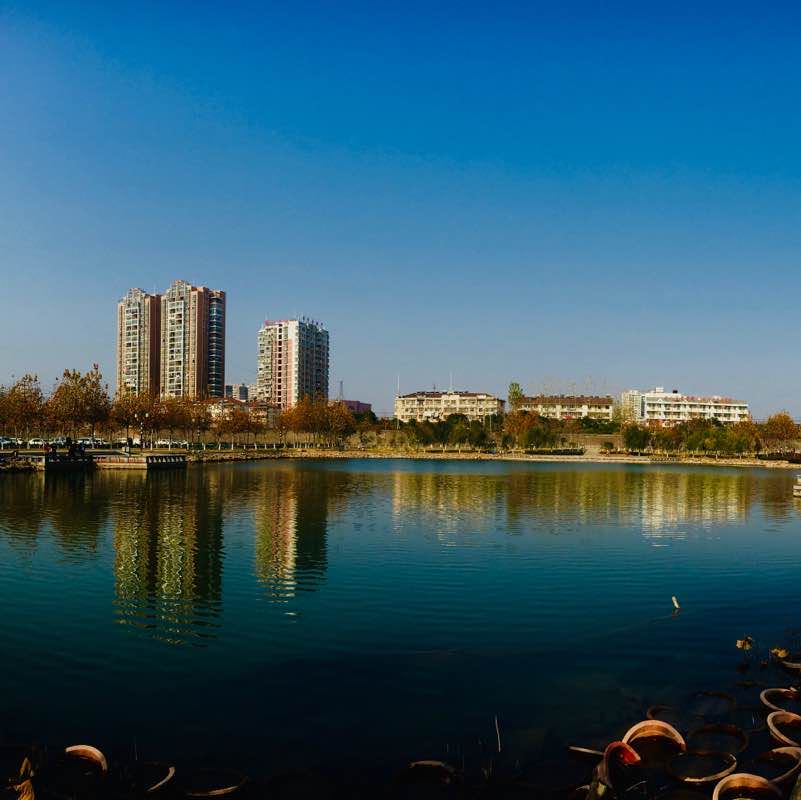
[394,390,504,423]
[621,387,750,426]
[159,280,226,399]
[116,288,161,395]
[256,318,330,409]
[518,394,614,421]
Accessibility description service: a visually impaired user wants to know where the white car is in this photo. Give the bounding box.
[28,438,46,447]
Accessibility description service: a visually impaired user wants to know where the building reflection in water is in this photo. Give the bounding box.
[110,470,224,645]
[0,463,797,645]
[391,466,798,540]
[253,467,354,601]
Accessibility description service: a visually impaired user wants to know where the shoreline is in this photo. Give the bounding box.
[187,449,801,470]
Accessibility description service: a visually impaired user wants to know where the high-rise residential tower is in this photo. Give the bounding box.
[207,290,226,399]
[257,318,329,409]
[159,280,226,398]
[116,288,161,395]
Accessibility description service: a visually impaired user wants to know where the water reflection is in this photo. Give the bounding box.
[110,470,224,645]
[0,463,796,647]
[390,466,797,535]
[253,467,357,600]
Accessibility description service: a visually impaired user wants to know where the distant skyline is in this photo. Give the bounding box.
[3,2,801,417]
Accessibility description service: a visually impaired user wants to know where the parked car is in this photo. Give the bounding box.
[0,437,13,449]
[155,439,171,448]
[28,438,46,447]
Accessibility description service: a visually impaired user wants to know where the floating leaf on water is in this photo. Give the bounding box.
[737,636,755,651]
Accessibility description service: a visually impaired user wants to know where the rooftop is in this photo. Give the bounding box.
[397,390,500,399]
[520,394,614,405]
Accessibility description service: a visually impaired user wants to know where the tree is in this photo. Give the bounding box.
[141,397,163,449]
[190,400,213,448]
[5,375,44,440]
[623,423,650,451]
[112,389,150,442]
[504,410,535,448]
[762,412,798,453]
[82,364,111,440]
[48,370,84,438]
[160,396,191,448]
[508,382,524,412]
[328,402,356,446]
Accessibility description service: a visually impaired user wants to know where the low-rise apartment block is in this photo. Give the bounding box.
[517,394,614,421]
[621,387,750,426]
[342,400,372,415]
[394,391,504,423]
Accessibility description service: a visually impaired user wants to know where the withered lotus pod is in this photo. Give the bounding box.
[760,687,801,713]
[667,751,737,785]
[767,711,801,747]
[780,657,801,673]
[652,789,709,800]
[64,745,107,774]
[141,763,176,795]
[183,768,247,798]
[688,690,736,720]
[711,772,782,800]
[594,742,641,793]
[622,719,687,750]
[753,746,801,786]
[404,760,456,782]
[687,723,749,754]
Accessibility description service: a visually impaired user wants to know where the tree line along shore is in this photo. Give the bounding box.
[1,369,800,460]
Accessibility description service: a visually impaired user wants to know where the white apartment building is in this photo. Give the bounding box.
[621,387,750,426]
[518,395,614,421]
[257,318,330,410]
[116,288,160,395]
[394,391,504,423]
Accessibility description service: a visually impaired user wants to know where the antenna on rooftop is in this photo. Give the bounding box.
[449,372,453,392]
[338,380,344,401]
[397,374,400,395]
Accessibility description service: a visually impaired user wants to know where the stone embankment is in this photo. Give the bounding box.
[187,448,801,470]
[0,459,36,473]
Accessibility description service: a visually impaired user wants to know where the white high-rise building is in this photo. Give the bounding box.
[257,318,329,409]
[116,288,161,396]
[620,386,750,426]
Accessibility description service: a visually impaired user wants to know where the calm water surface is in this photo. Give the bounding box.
[1,460,800,774]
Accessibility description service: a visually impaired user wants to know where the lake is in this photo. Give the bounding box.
[1,459,800,785]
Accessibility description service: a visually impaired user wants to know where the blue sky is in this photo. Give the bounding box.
[2,1,801,416]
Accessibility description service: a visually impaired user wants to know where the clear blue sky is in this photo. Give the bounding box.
[2,1,800,417]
